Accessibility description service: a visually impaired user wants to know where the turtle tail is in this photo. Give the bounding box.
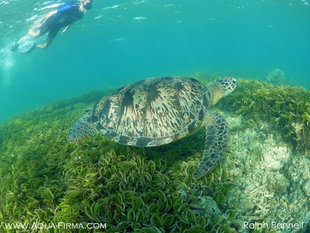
[67,115,98,142]
[194,113,229,178]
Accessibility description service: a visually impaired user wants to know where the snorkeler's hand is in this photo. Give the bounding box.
[62,24,72,34]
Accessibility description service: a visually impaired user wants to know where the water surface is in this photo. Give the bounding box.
[0,0,309,121]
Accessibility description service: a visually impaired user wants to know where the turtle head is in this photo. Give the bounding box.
[209,77,238,105]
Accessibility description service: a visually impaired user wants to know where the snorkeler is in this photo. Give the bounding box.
[11,0,92,53]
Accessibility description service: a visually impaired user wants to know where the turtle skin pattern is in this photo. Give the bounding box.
[194,113,229,178]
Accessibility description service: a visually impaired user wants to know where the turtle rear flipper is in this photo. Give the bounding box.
[67,114,98,142]
[194,113,229,179]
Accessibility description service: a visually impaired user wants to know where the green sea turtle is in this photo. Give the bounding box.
[67,77,238,178]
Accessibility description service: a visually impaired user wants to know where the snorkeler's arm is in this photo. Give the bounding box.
[62,24,72,34]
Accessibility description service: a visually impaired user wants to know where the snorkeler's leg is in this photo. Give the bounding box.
[36,29,59,49]
[28,26,41,38]
[29,11,57,38]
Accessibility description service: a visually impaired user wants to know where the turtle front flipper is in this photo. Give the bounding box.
[194,113,229,179]
[67,114,98,142]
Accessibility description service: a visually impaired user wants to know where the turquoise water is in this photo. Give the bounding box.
[0,0,310,122]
